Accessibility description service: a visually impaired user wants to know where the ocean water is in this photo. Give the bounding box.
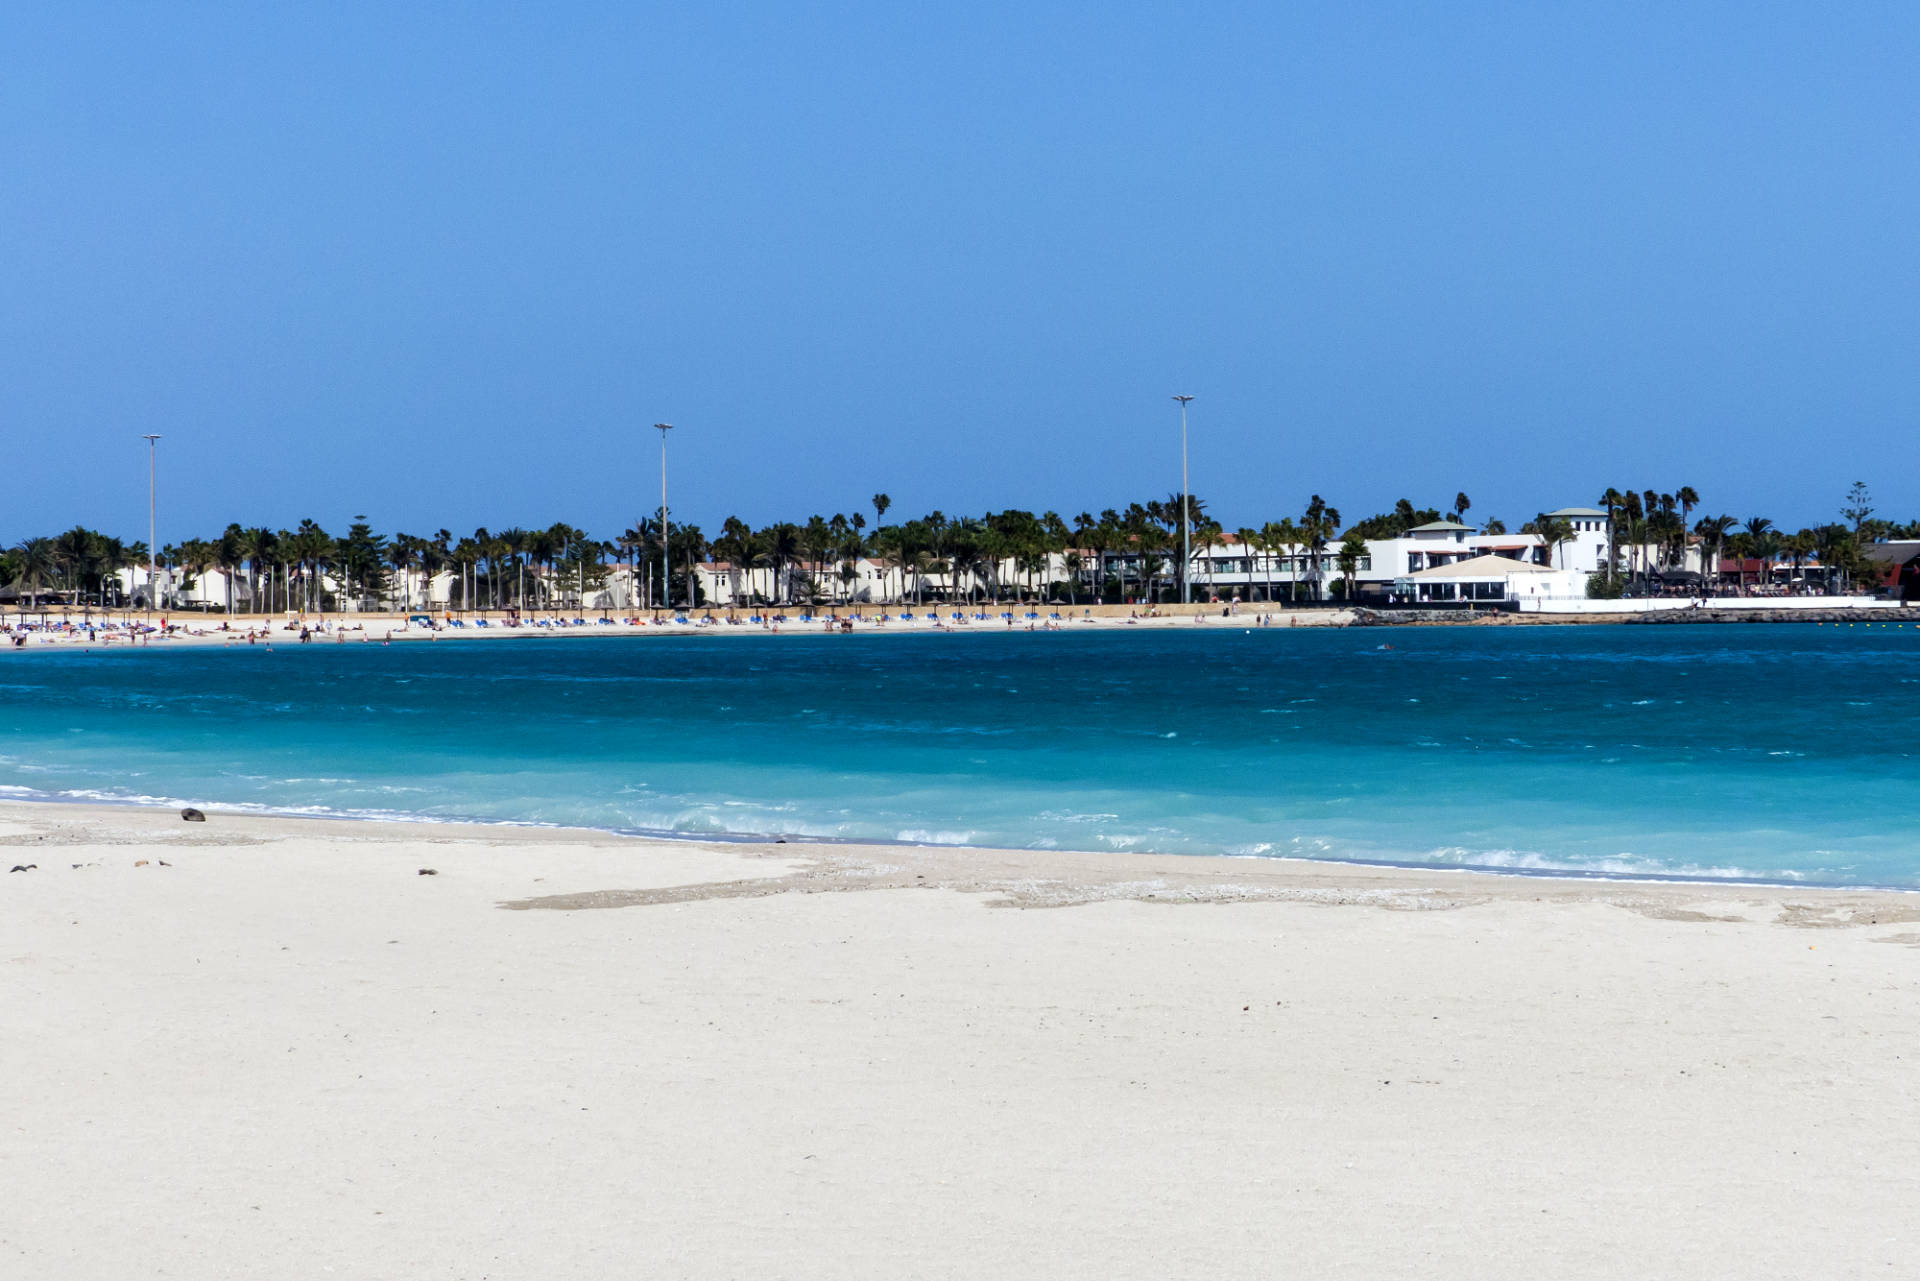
[2,624,1917,887]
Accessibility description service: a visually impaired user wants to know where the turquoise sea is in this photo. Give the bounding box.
[2,624,1917,886]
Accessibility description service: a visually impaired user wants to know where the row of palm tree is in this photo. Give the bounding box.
[1,527,146,607]
[0,519,625,613]
[8,485,1915,611]
[1589,484,1908,592]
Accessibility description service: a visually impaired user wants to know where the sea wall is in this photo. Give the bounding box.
[1622,606,1920,625]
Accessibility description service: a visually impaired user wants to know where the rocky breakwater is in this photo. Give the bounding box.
[1623,605,1920,625]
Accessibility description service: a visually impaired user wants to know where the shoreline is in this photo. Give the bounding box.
[7,794,1919,913]
[8,797,1920,1277]
[4,791,1915,897]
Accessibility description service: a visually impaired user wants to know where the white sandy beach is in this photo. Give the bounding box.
[5,800,1919,1279]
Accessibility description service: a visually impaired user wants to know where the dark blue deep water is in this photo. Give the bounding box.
[3,624,1917,885]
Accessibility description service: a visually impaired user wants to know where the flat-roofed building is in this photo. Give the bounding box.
[1392,553,1589,606]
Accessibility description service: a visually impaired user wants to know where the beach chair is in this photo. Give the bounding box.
[475,619,490,628]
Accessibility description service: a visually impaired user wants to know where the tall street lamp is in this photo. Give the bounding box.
[1171,396,1194,604]
[142,433,162,620]
[655,423,673,611]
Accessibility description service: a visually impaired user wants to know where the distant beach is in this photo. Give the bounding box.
[2,602,1366,648]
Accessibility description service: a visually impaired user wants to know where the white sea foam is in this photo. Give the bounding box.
[896,829,977,845]
[1421,845,1773,882]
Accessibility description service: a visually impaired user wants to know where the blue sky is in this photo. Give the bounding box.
[3,2,1916,544]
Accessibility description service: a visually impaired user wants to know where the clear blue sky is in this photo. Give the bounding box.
[4,2,1915,545]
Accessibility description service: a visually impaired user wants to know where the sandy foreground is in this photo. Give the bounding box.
[4,802,1919,1279]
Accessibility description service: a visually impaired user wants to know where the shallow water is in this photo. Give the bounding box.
[3,623,1917,885]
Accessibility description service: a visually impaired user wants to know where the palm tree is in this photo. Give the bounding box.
[1336,532,1366,600]
[671,524,708,609]
[53,526,104,603]
[1693,515,1736,588]
[1620,491,1645,584]
[712,516,755,606]
[801,516,833,601]
[11,537,58,607]
[1082,512,1116,604]
[269,529,294,614]
[173,539,218,610]
[1062,551,1084,603]
[949,519,988,604]
[288,519,332,611]
[449,538,482,611]
[1260,518,1300,602]
[1676,486,1700,536]
[1598,487,1626,578]
[1784,529,1817,591]
[874,526,908,605]
[240,527,274,615]
[216,524,248,616]
[1298,496,1340,602]
[610,530,641,614]
[494,528,529,608]
[386,535,418,611]
[1740,517,1774,589]
[763,523,801,603]
[421,532,450,612]
[1528,514,1574,568]
[1235,527,1261,603]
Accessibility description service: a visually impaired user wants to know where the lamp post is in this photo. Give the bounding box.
[1171,396,1194,604]
[141,434,162,621]
[654,423,673,611]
